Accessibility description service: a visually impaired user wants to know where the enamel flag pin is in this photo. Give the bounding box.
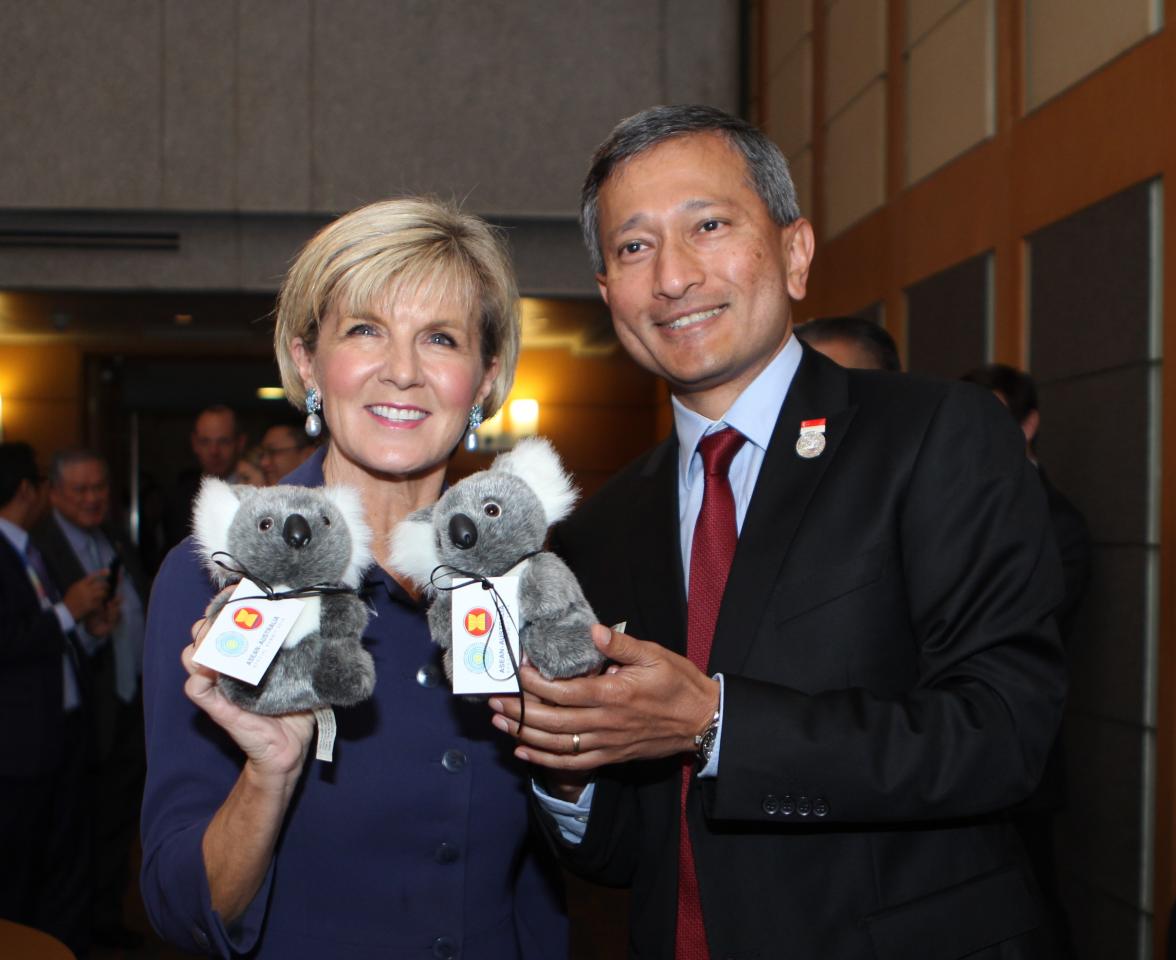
[796,418,827,459]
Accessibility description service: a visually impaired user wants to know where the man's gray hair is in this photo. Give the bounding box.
[580,104,801,273]
[48,448,107,486]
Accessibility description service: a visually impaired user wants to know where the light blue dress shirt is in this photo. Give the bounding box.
[538,335,803,840]
[54,510,145,702]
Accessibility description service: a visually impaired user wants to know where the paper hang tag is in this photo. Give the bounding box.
[449,575,523,695]
[313,706,337,762]
[193,578,307,685]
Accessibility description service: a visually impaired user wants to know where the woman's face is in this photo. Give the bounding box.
[293,285,497,480]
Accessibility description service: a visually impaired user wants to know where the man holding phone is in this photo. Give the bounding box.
[32,448,150,950]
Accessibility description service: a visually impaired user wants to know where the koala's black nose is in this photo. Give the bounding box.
[283,513,313,549]
[448,513,478,550]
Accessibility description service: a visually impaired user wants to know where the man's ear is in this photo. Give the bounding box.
[784,219,816,302]
[595,273,609,306]
[1021,408,1041,445]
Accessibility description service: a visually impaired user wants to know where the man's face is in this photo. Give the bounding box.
[259,426,311,485]
[594,132,814,419]
[809,336,881,371]
[50,458,109,530]
[192,410,242,478]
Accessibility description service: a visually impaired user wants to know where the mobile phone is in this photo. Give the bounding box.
[105,555,123,600]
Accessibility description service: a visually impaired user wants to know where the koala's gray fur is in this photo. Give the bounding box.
[388,437,602,681]
[192,479,375,715]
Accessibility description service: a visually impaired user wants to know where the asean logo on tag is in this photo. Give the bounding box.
[464,607,493,637]
[233,607,263,630]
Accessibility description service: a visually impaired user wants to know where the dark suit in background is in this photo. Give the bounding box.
[32,510,150,943]
[0,531,91,954]
[548,351,1067,959]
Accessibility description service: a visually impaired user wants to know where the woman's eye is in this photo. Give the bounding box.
[483,502,501,518]
[428,332,457,347]
[259,517,274,532]
[345,322,377,337]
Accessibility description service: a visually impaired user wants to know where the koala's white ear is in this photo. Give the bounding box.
[387,505,441,592]
[191,478,243,581]
[322,485,372,588]
[493,436,578,526]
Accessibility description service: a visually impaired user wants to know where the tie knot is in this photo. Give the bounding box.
[697,427,746,477]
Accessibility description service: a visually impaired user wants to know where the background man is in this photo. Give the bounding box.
[258,419,316,485]
[164,404,245,548]
[0,443,111,956]
[962,362,1090,959]
[795,314,902,371]
[490,105,1066,959]
[32,448,150,950]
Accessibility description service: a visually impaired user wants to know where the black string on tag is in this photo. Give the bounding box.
[210,551,361,604]
[429,555,537,730]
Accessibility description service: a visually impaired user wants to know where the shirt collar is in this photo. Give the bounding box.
[672,333,803,487]
[0,515,29,555]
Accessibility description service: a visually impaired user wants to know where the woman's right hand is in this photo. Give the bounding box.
[182,604,314,785]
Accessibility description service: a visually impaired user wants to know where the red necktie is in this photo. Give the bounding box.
[677,427,746,960]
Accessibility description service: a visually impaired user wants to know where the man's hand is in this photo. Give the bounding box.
[489,624,719,771]
[63,570,111,620]
[83,595,122,638]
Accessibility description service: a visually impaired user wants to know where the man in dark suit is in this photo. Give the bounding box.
[489,105,1066,959]
[0,442,111,956]
[32,448,151,950]
[962,363,1090,959]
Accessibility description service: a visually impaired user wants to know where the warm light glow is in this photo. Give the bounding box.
[0,393,4,441]
[256,387,286,400]
[508,398,539,437]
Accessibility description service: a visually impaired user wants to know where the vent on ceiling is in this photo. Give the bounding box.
[0,229,180,251]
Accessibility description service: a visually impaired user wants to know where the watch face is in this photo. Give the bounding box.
[699,725,718,763]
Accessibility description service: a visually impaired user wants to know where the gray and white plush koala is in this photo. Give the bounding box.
[388,436,602,681]
[192,479,375,715]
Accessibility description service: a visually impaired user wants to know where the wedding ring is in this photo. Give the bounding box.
[571,733,581,755]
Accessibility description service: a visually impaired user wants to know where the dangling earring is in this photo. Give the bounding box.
[464,403,484,451]
[305,386,323,438]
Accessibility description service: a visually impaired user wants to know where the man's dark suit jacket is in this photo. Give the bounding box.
[548,347,1067,960]
[31,513,149,759]
[0,533,67,778]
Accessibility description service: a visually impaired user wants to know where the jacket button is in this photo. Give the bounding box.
[417,664,442,687]
[797,795,813,816]
[762,794,779,816]
[432,936,457,959]
[436,842,460,864]
[441,749,467,773]
[780,794,795,816]
[814,796,830,817]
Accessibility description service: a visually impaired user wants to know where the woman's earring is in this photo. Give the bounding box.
[464,403,484,451]
[305,387,323,438]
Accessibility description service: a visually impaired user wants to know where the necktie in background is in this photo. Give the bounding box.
[677,427,746,960]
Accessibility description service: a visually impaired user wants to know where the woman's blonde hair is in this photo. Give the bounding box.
[274,197,519,417]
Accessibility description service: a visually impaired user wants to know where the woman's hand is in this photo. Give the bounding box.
[183,593,316,924]
[183,599,314,786]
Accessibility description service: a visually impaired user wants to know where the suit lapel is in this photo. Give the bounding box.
[627,435,688,655]
[708,346,858,675]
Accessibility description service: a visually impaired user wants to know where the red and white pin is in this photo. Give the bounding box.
[796,418,827,459]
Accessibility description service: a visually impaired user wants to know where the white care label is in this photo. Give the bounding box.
[449,575,523,695]
[194,579,307,685]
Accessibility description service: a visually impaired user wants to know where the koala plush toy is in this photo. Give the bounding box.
[192,479,376,715]
[388,437,602,682]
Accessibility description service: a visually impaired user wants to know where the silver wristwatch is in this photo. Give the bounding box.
[694,710,721,765]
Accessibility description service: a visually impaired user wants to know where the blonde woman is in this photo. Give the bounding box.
[140,199,568,959]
